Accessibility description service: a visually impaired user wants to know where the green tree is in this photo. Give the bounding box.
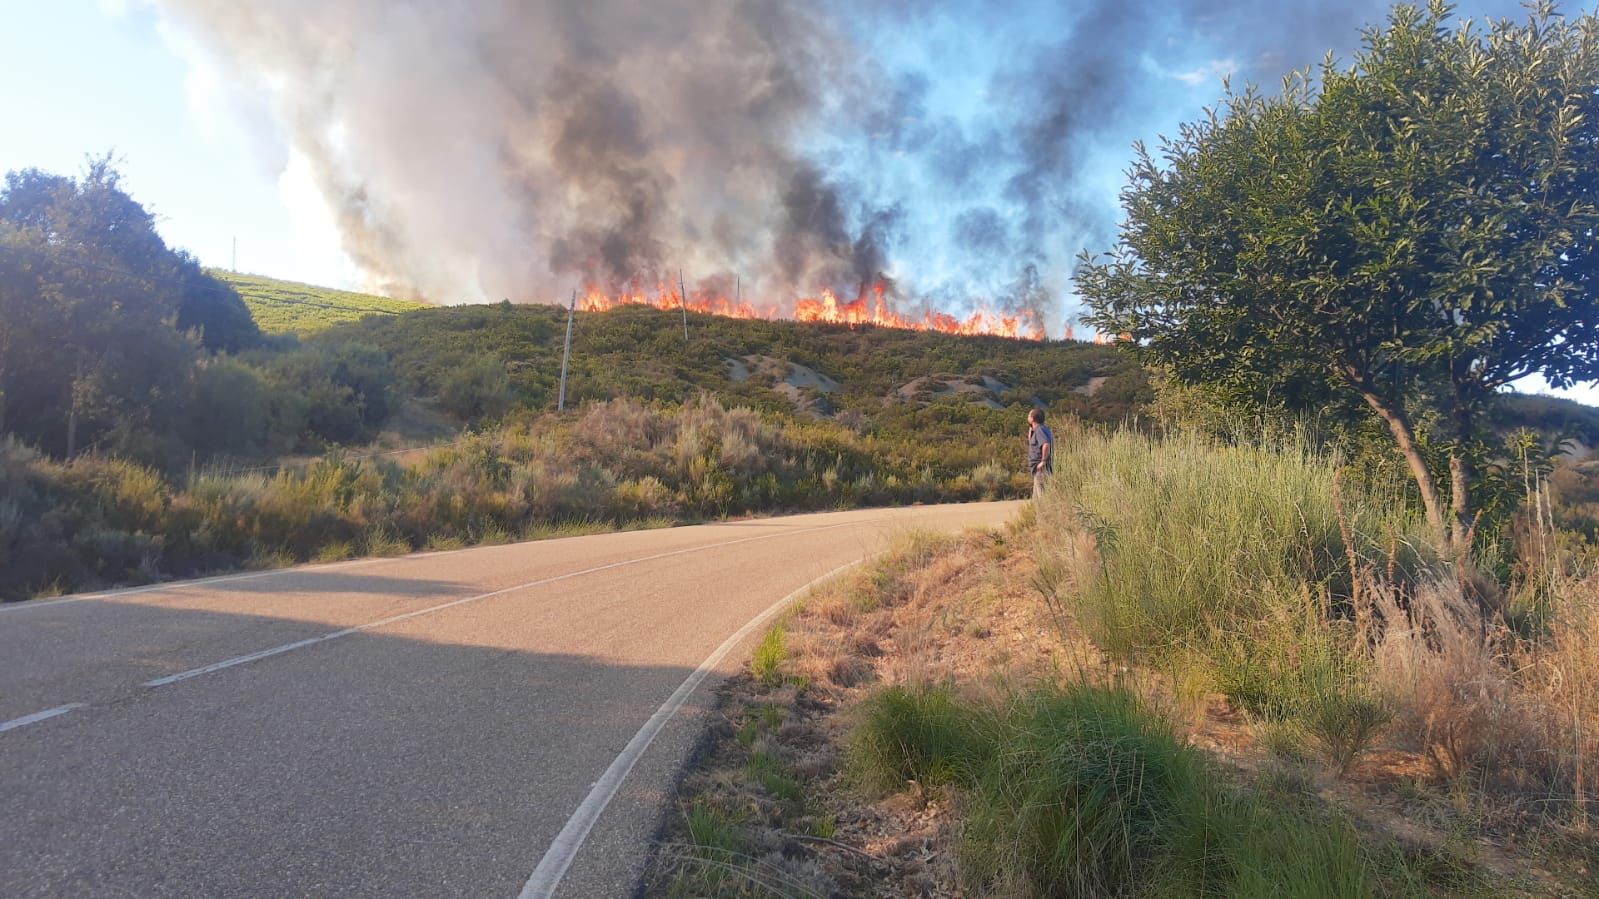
[0,158,262,463]
[1078,2,1599,551]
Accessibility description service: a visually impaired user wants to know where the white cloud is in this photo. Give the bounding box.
[1173,57,1238,86]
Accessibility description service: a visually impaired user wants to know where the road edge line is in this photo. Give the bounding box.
[518,554,879,899]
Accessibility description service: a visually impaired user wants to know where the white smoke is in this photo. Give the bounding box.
[151,0,1530,324]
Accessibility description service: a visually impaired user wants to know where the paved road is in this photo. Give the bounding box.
[0,501,1019,898]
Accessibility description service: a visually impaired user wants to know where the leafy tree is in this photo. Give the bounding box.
[1078,2,1599,551]
[0,158,262,463]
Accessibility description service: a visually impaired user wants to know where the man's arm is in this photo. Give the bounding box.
[1037,432,1052,470]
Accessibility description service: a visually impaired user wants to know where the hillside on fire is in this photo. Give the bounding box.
[0,162,1152,601]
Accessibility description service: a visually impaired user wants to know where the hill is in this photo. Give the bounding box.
[213,270,424,335]
[311,301,1150,431]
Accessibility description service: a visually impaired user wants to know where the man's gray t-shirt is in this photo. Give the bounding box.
[1028,424,1054,471]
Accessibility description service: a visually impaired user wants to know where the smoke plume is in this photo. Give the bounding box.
[153,0,1526,331]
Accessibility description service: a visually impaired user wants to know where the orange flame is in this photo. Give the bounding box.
[578,280,1044,340]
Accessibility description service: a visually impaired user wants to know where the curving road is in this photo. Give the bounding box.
[0,501,1019,898]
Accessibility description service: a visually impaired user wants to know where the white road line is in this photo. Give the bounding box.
[0,703,87,734]
[518,555,878,899]
[141,523,856,689]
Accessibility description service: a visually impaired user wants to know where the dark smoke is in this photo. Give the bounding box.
[153,0,1529,328]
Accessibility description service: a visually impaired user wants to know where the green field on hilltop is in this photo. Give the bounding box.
[213,270,425,335]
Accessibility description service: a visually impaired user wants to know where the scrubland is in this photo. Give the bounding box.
[0,396,1027,601]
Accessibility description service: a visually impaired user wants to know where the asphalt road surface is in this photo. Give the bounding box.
[0,501,1020,898]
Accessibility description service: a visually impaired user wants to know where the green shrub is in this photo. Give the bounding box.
[1043,429,1418,657]
[437,353,512,420]
[3,395,1033,601]
[750,625,788,688]
[848,683,982,793]
[850,681,1403,896]
[1302,687,1394,777]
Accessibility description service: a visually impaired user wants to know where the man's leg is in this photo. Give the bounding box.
[1033,469,1047,500]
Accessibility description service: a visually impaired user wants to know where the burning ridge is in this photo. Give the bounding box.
[578,281,1045,340]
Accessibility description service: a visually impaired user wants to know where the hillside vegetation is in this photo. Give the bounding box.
[213,270,424,335]
[3,181,1155,601]
[313,300,1148,426]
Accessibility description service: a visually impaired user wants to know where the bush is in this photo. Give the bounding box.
[849,683,979,793]
[850,681,1396,896]
[437,353,511,420]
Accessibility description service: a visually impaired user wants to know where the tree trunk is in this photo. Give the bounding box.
[1348,372,1450,550]
[1449,451,1472,548]
[1448,398,1477,550]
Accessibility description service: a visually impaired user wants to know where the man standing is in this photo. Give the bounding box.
[1027,407,1054,500]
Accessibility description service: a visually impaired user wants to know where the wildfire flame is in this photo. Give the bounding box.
[578,280,1045,340]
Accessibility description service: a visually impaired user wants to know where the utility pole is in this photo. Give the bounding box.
[231,236,237,272]
[558,289,576,411]
[736,274,741,309]
[678,269,689,341]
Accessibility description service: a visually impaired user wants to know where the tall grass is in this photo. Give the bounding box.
[850,681,1397,897]
[1040,426,1599,819]
[1042,429,1427,660]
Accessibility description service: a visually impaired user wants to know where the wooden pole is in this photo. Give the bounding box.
[558,289,575,411]
[678,269,689,341]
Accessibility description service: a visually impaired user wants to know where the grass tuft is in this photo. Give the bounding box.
[751,625,789,688]
[852,680,1405,897]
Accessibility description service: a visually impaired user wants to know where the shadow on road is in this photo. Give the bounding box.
[0,598,705,898]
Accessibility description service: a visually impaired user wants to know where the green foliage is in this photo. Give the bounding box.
[850,681,1403,897]
[436,352,511,420]
[0,159,261,465]
[0,162,404,471]
[1047,429,1427,659]
[0,396,1030,601]
[750,625,789,688]
[249,342,397,448]
[1080,2,1599,546]
[1042,429,1418,775]
[1303,686,1395,776]
[215,270,423,335]
[312,300,1146,437]
[849,683,981,793]
[684,800,744,857]
[746,751,803,802]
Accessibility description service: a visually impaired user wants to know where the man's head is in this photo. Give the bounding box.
[1028,408,1045,426]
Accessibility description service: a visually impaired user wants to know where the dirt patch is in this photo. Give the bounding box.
[890,375,1012,411]
[725,354,841,416]
[1072,375,1109,396]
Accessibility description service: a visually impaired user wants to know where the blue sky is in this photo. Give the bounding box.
[1,0,1593,406]
[0,1,355,286]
